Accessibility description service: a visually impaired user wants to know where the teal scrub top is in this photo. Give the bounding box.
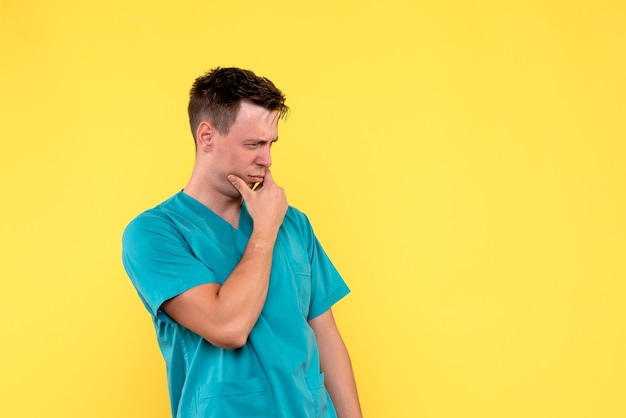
[122,191,350,418]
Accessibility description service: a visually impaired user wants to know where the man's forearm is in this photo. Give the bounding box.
[161,228,277,349]
[310,311,363,417]
[322,339,362,418]
[213,229,278,342]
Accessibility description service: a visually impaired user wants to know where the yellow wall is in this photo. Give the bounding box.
[1,1,625,417]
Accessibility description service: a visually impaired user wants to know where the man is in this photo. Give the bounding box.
[122,67,362,418]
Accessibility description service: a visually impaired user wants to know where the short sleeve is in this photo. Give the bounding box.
[122,211,219,323]
[300,213,350,320]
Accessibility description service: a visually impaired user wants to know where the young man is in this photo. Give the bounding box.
[122,67,361,418]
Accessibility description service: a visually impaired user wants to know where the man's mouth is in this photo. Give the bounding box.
[248,175,264,183]
[246,175,264,190]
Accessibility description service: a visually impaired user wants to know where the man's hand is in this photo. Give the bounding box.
[228,170,288,236]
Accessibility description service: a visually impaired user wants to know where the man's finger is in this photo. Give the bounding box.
[262,169,275,186]
[228,175,252,199]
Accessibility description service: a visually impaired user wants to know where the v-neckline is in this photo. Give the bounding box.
[177,191,253,250]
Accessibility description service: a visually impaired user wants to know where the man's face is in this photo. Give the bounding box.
[208,101,279,199]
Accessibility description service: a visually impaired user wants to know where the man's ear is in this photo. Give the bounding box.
[196,121,214,151]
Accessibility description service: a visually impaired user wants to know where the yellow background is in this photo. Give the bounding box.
[1,1,625,417]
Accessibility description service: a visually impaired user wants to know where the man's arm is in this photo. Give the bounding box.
[161,171,287,349]
[309,309,363,418]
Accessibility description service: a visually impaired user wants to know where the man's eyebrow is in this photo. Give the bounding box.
[246,137,278,143]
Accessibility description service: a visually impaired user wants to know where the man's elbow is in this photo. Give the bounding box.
[210,335,248,350]
[201,322,250,350]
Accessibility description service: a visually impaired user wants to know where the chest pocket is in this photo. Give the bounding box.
[290,262,312,316]
[266,226,313,318]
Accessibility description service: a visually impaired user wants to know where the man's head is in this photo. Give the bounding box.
[188,67,289,142]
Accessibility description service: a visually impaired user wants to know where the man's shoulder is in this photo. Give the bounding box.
[123,193,184,238]
[282,206,317,242]
[285,205,310,225]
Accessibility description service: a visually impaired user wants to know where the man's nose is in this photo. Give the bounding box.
[257,146,272,167]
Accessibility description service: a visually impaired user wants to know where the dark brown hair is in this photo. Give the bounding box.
[188,67,289,141]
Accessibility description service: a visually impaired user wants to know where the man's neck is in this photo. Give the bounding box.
[182,183,242,229]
